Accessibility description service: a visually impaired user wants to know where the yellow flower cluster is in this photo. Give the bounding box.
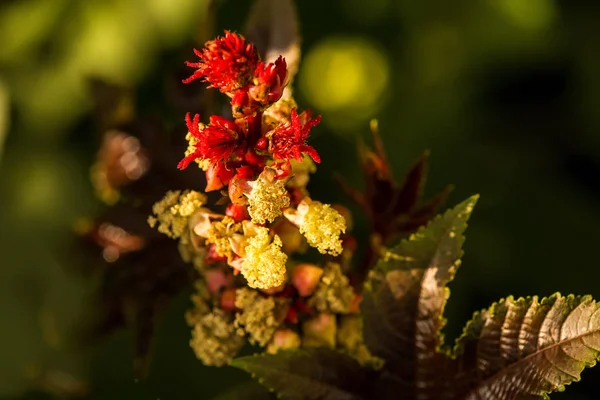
[189,309,245,366]
[234,288,289,346]
[309,263,355,314]
[247,167,290,224]
[205,216,242,261]
[171,190,207,217]
[147,190,207,240]
[241,225,288,289]
[285,199,346,256]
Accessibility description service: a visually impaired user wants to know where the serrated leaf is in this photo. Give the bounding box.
[231,349,373,400]
[453,294,600,400]
[391,151,429,216]
[361,196,479,399]
[244,0,301,90]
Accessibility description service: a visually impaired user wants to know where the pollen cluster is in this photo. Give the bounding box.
[241,226,287,289]
[286,199,346,256]
[234,288,289,346]
[189,309,245,366]
[205,216,242,261]
[309,263,355,314]
[148,190,206,240]
[247,168,290,224]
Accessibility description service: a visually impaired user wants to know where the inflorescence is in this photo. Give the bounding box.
[149,31,374,366]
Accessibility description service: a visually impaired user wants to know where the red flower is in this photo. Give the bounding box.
[183,31,258,94]
[248,56,288,105]
[205,160,236,192]
[177,113,241,170]
[269,108,321,163]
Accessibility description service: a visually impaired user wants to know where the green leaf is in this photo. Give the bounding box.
[453,294,600,400]
[211,379,275,400]
[361,195,479,399]
[392,150,430,216]
[244,0,301,88]
[231,348,373,400]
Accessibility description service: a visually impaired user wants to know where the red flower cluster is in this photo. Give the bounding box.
[183,31,288,119]
[183,31,258,92]
[179,31,321,193]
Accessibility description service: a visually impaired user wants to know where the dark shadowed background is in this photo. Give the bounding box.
[1,0,600,398]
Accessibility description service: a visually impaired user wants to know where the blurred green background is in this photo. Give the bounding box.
[2,0,600,398]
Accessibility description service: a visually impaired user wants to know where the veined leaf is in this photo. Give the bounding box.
[231,348,373,400]
[453,294,600,400]
[361,195,479,399]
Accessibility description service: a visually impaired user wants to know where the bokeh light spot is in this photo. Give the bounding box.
[496,0,556,31]
[299,36,389,130]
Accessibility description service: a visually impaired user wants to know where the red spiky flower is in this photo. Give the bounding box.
[249,56,288,105]
[269,108,322,163]
[183,31,259,94]
[177,113,242,171]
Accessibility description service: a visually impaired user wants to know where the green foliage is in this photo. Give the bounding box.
[210,379,275,400]
[361,195,478,399]
[231,349,373,400]
[454,294,600,399]
[233,196,600,399]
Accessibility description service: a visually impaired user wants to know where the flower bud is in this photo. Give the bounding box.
[249,57,287,106]
[231,88,256,118]
[266,329,301,354]
[291,264,324,297]
[272,218,304,254]
[285,307,298,324]
[220,287,237,311]
[205,243,227,264]
[205,161,235,192]
[190,208,222,238]
[260,282,286,295]
[226,203,250,222]
[205,268,232,294]
[350,293,362,314]
[302,313,336,348]
[228,176,251,205]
